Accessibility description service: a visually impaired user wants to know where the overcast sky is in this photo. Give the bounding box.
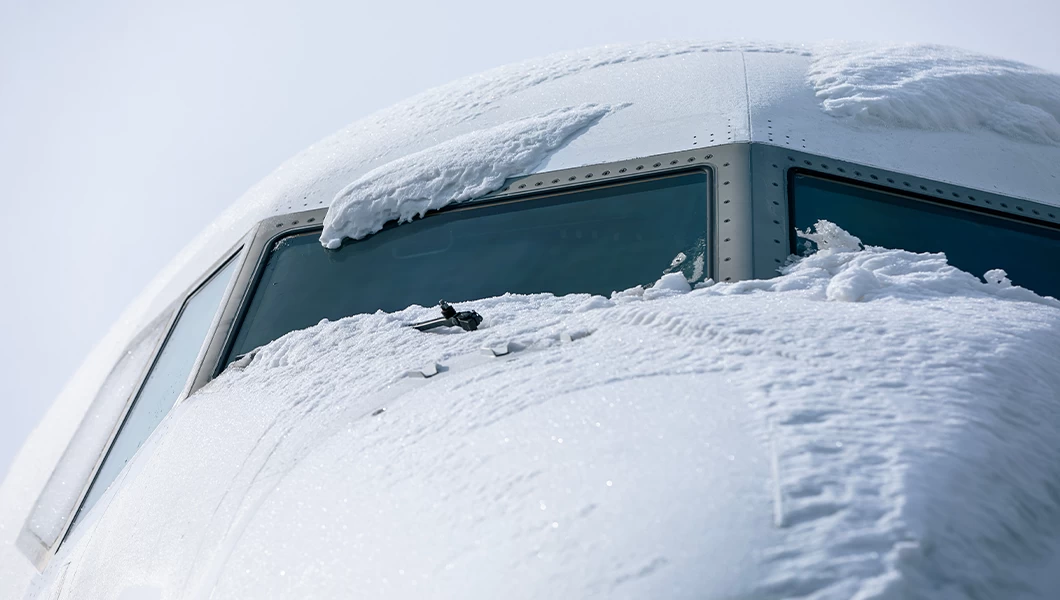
[0,0,1057,480]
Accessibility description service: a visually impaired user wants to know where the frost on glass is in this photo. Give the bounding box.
[21,308,172,555]
[69,258,236,530]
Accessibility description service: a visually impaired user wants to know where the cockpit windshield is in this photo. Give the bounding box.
[224,171,710,365]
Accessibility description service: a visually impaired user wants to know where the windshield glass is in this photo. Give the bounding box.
[225,171,710,364]
[791,173,1060,299]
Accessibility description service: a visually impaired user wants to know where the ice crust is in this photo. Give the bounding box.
[31,224,1060,600]
[319,103,620,247]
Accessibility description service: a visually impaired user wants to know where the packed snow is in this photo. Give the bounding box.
[809,43,1060,145]
[25,223,1060,600]
[319,103,621,247]
[7,39,1060,600]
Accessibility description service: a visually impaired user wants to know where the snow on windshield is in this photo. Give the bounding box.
[319,103,621,248]
[39,223,1060,599]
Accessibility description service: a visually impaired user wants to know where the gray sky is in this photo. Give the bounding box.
[1,0,1058,481]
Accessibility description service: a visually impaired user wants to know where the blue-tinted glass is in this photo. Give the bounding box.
[72,258,236,526]
[791,174,1060,299]
[227,172,709,362]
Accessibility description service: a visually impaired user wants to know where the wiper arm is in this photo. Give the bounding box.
[410,300,483,332]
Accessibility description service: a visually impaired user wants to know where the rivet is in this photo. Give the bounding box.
[552,179,559,184]
[653,162,661,168]
[870,174,879,180]
[670,160,678,165]
[602,170,611,175]
[772,182,779,187]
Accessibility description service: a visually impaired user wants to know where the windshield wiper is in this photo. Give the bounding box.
[410,300,483,332]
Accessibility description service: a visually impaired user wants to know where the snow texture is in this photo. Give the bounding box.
[7,40,1060,600]
[318,41,1060,247]
[30,224,1060,600]
[810,43,1060,145]
[320,103,620,247]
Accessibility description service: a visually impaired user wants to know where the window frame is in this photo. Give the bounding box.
[785,168,1060,258]
[205,166,717,380]
[32,241,251,563]
[746,143,1060,280]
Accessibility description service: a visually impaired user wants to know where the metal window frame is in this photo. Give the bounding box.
[748,144,1060,278]
[19,236,252,571]
[189,147,748,396]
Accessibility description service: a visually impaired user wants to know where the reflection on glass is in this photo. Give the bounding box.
[791,174,1060,299]
[227,171,710,363]
[71,258,236,527]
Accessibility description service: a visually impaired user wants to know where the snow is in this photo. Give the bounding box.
[7,39,1060,599]
[809,43,1060,145]
[319,103,620,248]
[27,223,1060,599]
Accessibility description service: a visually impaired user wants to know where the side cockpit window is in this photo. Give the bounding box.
[790,173,1060,299]
[17,309,172,567]
[69,257,237,530]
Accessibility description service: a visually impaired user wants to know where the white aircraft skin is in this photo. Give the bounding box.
[3,41,1060,599]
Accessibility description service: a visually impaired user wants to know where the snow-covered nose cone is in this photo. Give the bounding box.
[207,374,777,599]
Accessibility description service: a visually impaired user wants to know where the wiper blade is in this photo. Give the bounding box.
[410,300,483,332]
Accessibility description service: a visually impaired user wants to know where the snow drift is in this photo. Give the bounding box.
[32,223,1060,600]
[810,43,1060,145]
[320,103,620,247]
